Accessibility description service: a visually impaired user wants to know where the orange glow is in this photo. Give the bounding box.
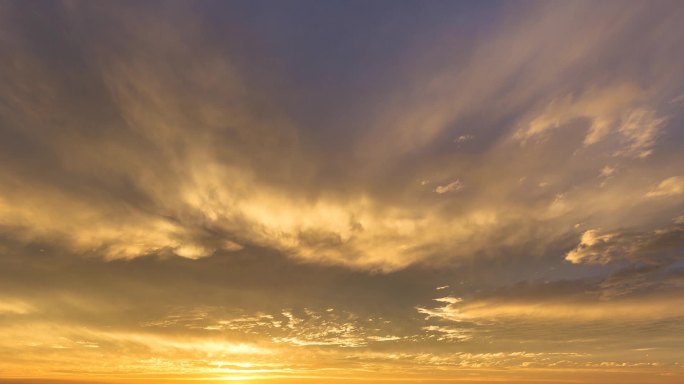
[1,1,683,383]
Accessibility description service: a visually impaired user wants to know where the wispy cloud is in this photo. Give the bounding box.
[434,180,463,194]
[646,176,684,198]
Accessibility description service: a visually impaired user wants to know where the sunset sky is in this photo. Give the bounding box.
[1,1,684,383]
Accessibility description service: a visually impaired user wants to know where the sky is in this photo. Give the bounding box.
[1,1,684,383]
